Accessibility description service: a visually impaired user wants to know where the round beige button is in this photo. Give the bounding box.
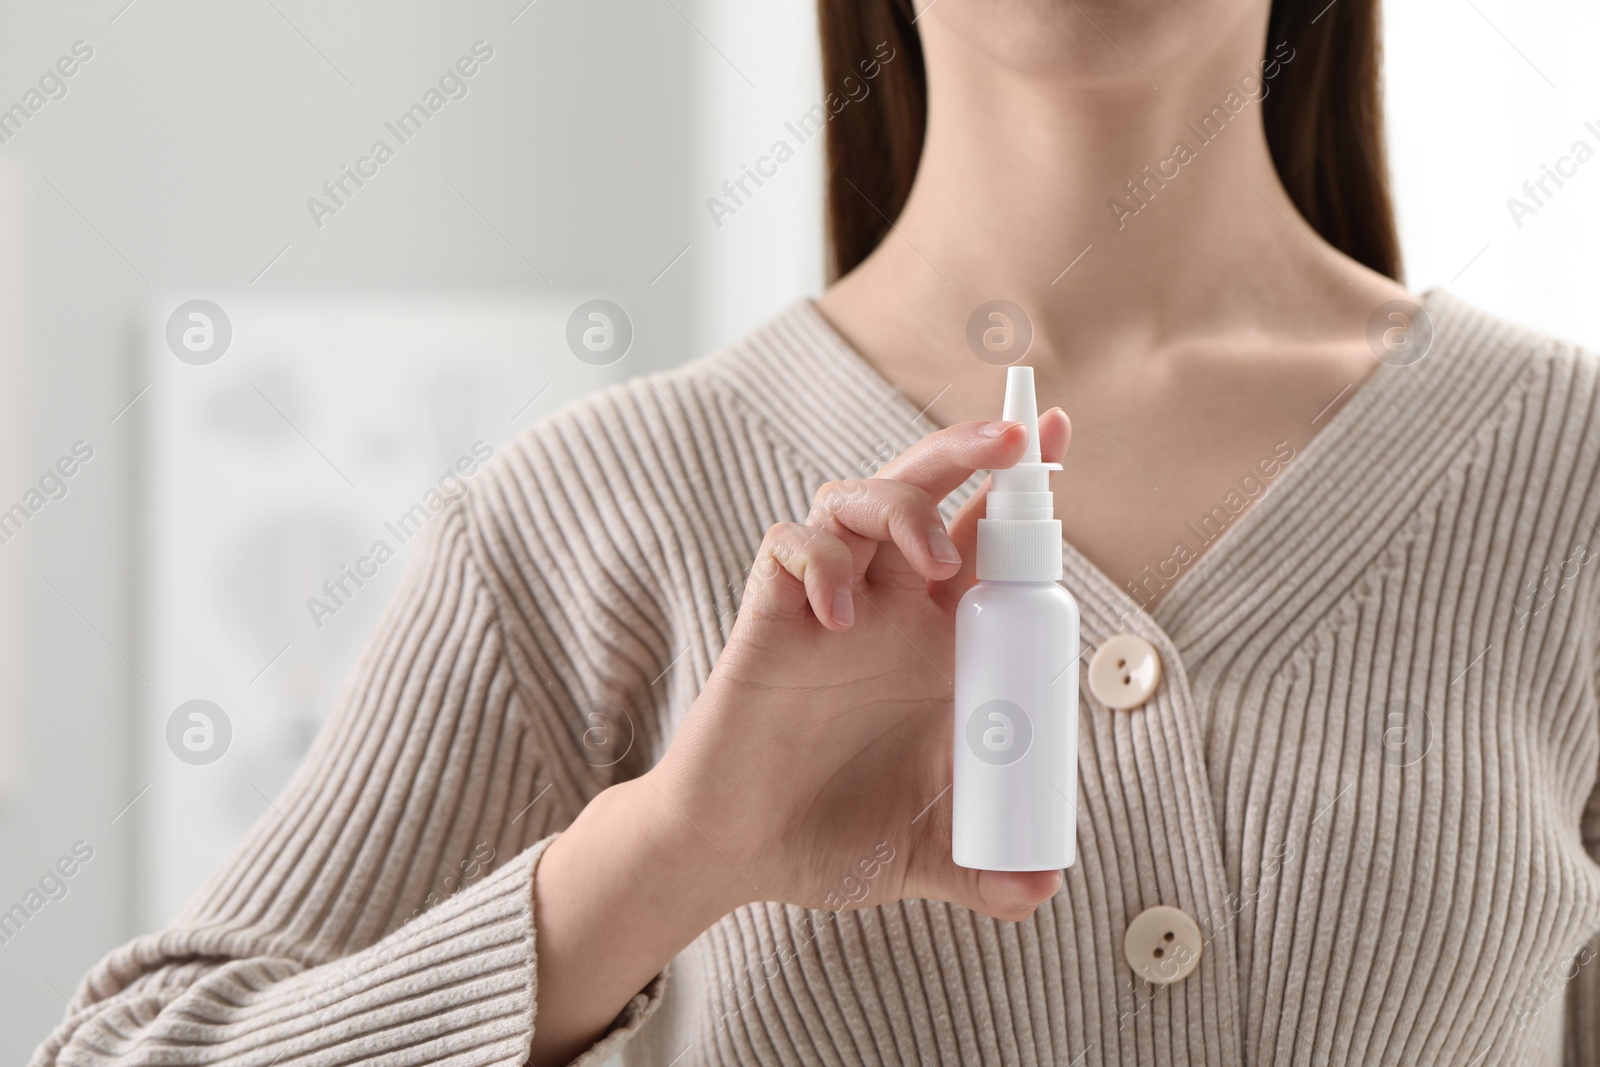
[1087,634,1162,709]
[1124,905,1203,985]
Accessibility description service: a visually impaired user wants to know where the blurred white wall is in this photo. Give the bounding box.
[1,0,1598,1062]
[0,162,23,802]
[1386,0,1600,347]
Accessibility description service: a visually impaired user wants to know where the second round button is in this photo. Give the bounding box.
[1088,634,1162,709]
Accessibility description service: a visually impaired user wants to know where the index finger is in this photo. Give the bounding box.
[875,409,1071,502]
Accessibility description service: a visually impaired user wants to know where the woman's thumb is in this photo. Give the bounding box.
[931,861,1063,922]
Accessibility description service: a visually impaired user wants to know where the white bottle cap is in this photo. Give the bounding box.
[977,366,1063,581]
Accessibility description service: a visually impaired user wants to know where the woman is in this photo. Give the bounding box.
[33,0,1600,1063]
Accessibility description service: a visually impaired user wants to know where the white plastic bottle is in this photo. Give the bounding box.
[952,366,1079,871]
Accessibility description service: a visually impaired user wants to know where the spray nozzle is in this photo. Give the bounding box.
[987,366,1060,520]
[1001,365,1045,465]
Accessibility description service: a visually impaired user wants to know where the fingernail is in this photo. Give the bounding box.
[980,420,1020,438]
[928,526,962,564]
[832,587,854,627]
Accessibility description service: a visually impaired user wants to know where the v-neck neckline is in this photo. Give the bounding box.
[1120,316,1422,628]
[730,290,1460,651]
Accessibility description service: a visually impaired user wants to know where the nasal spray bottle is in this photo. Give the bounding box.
[953,366,1079,871]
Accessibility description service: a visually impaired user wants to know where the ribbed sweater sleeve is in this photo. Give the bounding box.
[28,494,665,1067]
[1567,602,1600,1066]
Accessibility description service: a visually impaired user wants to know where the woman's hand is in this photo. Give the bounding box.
[648,409,1073,921]
[530,411,1069,1064]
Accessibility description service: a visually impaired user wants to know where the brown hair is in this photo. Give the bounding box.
[816,0,1402,283]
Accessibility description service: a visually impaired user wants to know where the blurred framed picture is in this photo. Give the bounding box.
[136,291,620,926]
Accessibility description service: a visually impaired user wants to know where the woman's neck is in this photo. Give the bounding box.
[819,12,1409,400]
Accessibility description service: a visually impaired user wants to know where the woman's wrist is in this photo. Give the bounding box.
[592,770,754,931]
[528,771,746,1063]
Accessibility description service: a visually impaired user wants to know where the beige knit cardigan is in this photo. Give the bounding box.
[32,291,1600,1066]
